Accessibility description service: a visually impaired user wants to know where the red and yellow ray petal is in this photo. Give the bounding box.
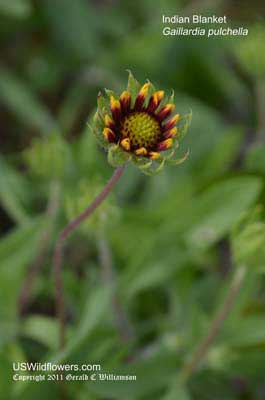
[147,91,164,113]
[157,138,173,151]
[104,114,116,131]
[134,82,150,110]
[120,138,131,151]
[103,127,116,143]
[163,114,180,131]
[163,127,178,139]
[110,96,122,122]
[135,147,148,156]
[156,104,175,122]
[120,91,131,114]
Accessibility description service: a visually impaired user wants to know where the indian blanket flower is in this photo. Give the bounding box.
[53,72,192,350]
[90,71,191,174]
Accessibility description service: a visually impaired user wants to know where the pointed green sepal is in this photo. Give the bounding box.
[105,89,119,100]
[168,89,175,104]
[167,149,190,165]
[177,110,192,140]
[108,144,131,167]
[126,70,141,106]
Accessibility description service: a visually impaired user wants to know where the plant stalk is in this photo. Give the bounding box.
[53,165,126,349]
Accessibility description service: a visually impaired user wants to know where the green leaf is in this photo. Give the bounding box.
[87,351,176,399]
[51,286,112,363]
[163,381,191,400]
[22,316,59,350]
[197,127,243,181]
[218,349,265,379]
[0,67,56,133]
[185,177,263,250]
[223,316,265,347]
[0,157,31,224]
[126,261,176,299]
[245,143,265,174]
[42,0,99,61]
[57,82,90,134]
[235,24,265,78]
[0,0,31,18]
[231,207,265,268]
[0,343,26,398]
[0,219,46,344]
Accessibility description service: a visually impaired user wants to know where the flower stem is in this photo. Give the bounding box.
[179,265,247,384]
[53,165,126,349]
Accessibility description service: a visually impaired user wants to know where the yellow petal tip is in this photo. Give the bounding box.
[120,138,131,151]
[149,151,161,160]
[135,147,148,156]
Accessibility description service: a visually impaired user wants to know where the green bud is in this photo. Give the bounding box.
[24,133,71,180]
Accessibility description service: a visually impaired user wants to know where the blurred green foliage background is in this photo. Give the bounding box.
[0,0,265,399]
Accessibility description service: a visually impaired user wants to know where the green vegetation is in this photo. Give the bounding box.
[0,1,264,399]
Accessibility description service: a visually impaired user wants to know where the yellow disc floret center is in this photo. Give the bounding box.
[121,112,161,149]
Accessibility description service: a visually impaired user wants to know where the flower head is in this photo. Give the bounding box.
[90,71,191,174]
